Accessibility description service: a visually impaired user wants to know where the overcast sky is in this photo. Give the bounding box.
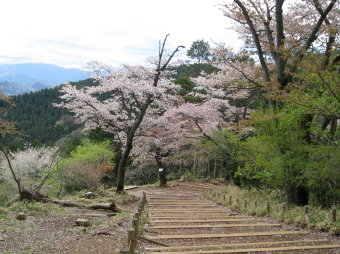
[0,0,241,69]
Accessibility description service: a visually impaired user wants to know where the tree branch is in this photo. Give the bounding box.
[0,142,22,196]
[234,0,271,83]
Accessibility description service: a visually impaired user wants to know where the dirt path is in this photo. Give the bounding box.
[0,195,139,254]
[136,181,340,254]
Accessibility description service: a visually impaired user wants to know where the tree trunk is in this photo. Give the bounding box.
[0,144,22,197]
[275,0,288,89]
[155,153,167,187]
[193,155,197,177]
[116,142,132,192]
[179,159,182,177]
[300,113,314,144]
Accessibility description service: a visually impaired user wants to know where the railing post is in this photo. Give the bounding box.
[266,201,270,214]
[282,203,286,213]
[331,208,336,223]
[304,205,310,224]
[132,217,139,236]
[128,228,136,254]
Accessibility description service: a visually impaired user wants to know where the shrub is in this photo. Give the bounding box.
[59,139,115,193]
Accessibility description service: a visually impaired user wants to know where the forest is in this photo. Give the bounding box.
[0,0,339,212]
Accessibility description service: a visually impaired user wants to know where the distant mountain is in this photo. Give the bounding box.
[0,81,28,95]
[0,63,89,95]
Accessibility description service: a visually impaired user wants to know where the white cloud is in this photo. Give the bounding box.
[0,0,241,68]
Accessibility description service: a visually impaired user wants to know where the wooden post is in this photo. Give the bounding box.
[331,208,336,223]
[229,196,232,206]
[135,212,140,221]
[304,205,310,224]
[223,194,226,202]
[128,229,136,254]
[132,217,139,235]
[282,203,286,216]
[266,201,270,214]
[120,249,130,254]
[254,200,258,209]
[142,192,146,204]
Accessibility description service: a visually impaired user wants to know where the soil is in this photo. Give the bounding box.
[0,180,339,254]
[0,192,139,254]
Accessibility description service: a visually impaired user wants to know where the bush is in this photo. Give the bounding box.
[59,139,115,193]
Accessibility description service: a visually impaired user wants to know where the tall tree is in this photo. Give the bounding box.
[56,35,184,192]
[187,40,212,63]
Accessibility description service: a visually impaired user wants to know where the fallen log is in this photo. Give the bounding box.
[21,187,119,212]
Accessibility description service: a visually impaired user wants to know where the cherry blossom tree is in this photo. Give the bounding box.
[221,0,338,89]
[131,71,248,182]
[56,35,184,192]
[131,116,190,186]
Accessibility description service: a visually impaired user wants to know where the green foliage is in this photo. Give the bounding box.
[187,40,211,63]
[205,186,339,234]
[59,139,115,193]
[175,76,202,103]
[234,105,339,206]
[173,63,218,79]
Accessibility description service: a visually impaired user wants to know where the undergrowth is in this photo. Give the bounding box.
[204,185,339,235]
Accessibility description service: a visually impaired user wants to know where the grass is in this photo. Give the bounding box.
[8,200,67,216]
[2,250,32,254]
[204,184,339,235]
[138,210,148,236]
[115,211,132,217]
[91,219,103,227]
[66,186,138,205]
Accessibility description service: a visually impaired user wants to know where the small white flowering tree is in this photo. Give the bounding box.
[56,35,184,192]
[0,146,61,199]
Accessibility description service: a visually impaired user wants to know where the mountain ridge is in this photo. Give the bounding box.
[0,63,89,95]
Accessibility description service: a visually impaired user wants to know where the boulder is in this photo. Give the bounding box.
[75,218,90,227]
[84,192,94,199]
[16,212,27,220]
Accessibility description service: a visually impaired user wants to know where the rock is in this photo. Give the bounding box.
[84,192,94,199]
[16,212,27,220]
[75,218,90,227]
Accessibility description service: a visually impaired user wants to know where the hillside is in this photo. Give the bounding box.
[1,79,97,146]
